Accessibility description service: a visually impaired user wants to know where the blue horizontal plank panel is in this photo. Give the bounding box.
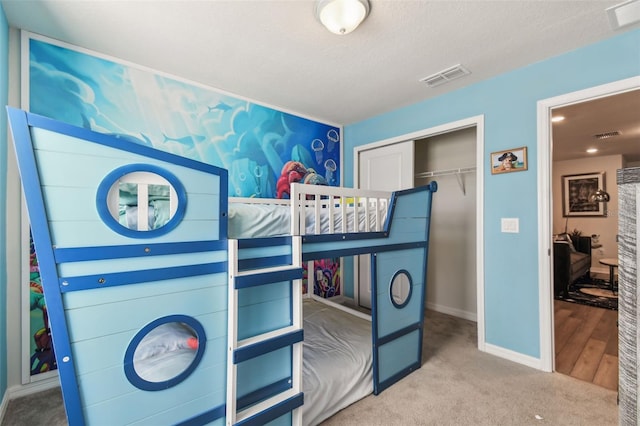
[238,282,291,340]
[77,337,226,406]
[377,330,421,383]
[72,314,226,376]
[58,250,227,277]
[55,241,227,263]
[30,128,224,195]
[63,272,227,310]
[66,283,224,342]
[84,387,225,426]
[59,262,226,293]
[49,221,221,248]
[375,249,425,338]
[238,298,291,341]
[238,281,289,306]
[237,347,291,404]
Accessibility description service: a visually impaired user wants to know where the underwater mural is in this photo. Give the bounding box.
[28,37,340,198]
[28,235,57,375]
[24,35,342,376]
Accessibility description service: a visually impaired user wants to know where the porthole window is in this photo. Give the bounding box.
[96,164,186,238]
[389,270,412,309]
[124,315,206,391]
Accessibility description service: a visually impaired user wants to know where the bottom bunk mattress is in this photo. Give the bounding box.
[303,299,373,426]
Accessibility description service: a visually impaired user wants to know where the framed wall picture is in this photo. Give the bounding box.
[562,172,606,217]
[490,147,528,174]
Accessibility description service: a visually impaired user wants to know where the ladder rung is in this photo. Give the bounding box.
[238,254,292,272]
[235,328,303,364]
[234,267,302,289]
[235,264,301,278]
[236,389,303,426]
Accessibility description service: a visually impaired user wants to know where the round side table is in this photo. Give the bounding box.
[598,257,618,293]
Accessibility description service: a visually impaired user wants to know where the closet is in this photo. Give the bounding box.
[354,126,478,321]
[414,127,477,321]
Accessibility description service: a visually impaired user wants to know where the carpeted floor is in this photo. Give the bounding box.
[556,275,618,311]
[1,309,618,426]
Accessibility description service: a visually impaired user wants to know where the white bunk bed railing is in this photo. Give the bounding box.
[289,183,391,237]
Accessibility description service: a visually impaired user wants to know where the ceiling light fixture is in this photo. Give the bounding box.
[551,116,565,123]
[315,0,370,35]
[586,148,599,154]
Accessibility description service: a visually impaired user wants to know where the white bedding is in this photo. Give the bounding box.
[303,299,373,426]
[228,202,387,239]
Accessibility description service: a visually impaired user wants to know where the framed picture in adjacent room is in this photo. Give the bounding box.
[562,171,606,217]
[490,147,528,174]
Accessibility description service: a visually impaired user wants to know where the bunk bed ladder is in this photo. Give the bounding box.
[227,237,304,426]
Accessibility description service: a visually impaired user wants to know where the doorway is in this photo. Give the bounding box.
[353,115,486,349]
[537,76,640,378]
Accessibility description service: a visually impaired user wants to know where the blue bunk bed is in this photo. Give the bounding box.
[7,107,437,426]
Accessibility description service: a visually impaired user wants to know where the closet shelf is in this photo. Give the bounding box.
[415,166,476,195]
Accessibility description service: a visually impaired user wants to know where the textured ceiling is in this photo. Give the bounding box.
[2,0,637,126]
[1,0,639,161]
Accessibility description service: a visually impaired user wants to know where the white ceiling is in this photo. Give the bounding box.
[2,0,639,160]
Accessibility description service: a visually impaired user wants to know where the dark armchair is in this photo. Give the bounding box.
[553,235,592,298]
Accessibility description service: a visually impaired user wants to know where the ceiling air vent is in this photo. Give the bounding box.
[594,130,622,140]
[420,64,471,88]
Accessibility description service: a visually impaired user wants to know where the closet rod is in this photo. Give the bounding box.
[414,166,476,179]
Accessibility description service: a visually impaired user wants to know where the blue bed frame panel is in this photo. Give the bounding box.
[300,186,435,395]
[7,108,230,425]
[8,107,437,425]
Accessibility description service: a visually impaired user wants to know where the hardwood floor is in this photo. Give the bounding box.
[554,299,618,391]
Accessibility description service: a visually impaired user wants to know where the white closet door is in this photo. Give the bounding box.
[356,140,414,308]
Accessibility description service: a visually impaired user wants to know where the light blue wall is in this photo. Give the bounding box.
[1,3,9,399]
[344,29,640,358]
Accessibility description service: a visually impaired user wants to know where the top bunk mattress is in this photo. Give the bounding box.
[228,201,388,239]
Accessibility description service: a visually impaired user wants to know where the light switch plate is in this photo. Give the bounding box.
[501,218,519,233]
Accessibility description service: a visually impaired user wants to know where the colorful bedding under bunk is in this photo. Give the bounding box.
[7,107,436,426]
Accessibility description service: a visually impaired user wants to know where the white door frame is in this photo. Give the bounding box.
[354,115,486,350]
[537,76,640,372]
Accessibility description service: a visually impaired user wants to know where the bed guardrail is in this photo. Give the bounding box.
[289,183,391,236]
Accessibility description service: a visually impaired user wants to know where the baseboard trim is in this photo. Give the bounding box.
[426,302,477,322]
[7,376,60,400]
[483,342,545,371]
[0,378,61,425]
